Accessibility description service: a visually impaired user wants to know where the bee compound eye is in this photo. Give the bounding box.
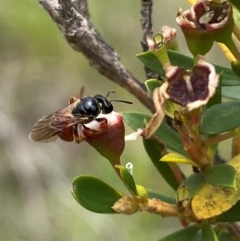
[72,97,100,117]
[94,94,113,114]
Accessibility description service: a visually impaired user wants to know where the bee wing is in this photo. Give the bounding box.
[29,102,84,142]
[29,113,61,142]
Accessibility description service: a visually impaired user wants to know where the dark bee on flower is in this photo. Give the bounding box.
[29,91,132,143]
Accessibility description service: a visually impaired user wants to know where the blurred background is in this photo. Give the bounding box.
[0,1,231,241]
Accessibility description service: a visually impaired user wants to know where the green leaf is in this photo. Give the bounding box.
[214,65,240,86]
[202,222,219,241]
[204,165,237,189]
[161,153,198,167]
[217,230,234,241]
[137,51,164,76]
[231,61,240,78]
[145,79,162,95]
[178,173,205,199]
[72,176,124,213]
[146,188,175,204]
[143,138,182,190]
[200,100,240,134]
[194,229,234,241]
[216,200,240,222]
[123,111,186,156]
[137,50,240,85]
[115,165,137,196]
[157,225,200,241]
[222,86,240,100]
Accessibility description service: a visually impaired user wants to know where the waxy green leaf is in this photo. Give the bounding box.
[178,173,205,199]
[200,100,240,134]
[137,51,164,76]
[145,79,162,94]
[143,138,182,190]
[115,165,137,196]
[202,222,219,241]
[222,86,240,100]
[204,165,237,189]
[72,176,124,213]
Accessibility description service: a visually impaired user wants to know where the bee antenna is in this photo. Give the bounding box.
[105,91,133,104]
[105,90,116,99]
[110,99,133,105]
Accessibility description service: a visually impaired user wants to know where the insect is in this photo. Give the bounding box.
[29,91,132,143]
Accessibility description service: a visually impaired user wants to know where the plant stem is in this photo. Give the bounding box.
[203,128,240,146]
[140,0,158,79]
[225,37,240,61]
[227,223,240,241]
[141,198,178,217]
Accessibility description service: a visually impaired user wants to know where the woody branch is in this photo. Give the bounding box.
[38,0,155,112]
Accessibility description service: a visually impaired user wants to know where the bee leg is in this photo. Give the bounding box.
[69,86,85,105]
[74,125,85,144]
[69,96,79,105]
[79,86,85,99]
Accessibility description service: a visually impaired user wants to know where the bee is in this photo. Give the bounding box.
[29,91,132,143]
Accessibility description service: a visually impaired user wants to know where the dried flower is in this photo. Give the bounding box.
[176,1,233,56]
[164,56,219,111]
[142,56,218,138]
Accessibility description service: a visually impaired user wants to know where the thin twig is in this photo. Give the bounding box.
[227,223,240,241]
[140,0,158,79]
[39,0,155,112]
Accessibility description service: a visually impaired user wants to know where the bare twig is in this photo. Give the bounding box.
[227,223,240,241]
[38,0,154,112]
[140,0,158,79]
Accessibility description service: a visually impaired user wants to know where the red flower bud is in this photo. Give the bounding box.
[83,112,125,164]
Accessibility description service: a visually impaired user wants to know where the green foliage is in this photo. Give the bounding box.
[145,79,162,94]
[222,86,240,100]
[143,138,182,190]
[204,165,237,189]
[201,222,219,241]
[72,176,124,213]
[200,100,240,134]
[116,165,138,195]
[177,173,205,199]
